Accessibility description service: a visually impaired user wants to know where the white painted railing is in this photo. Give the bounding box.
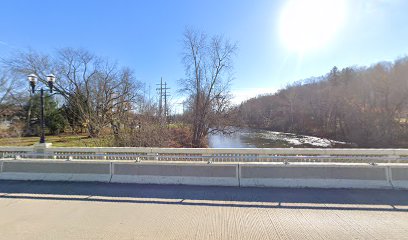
[1,145,408,163]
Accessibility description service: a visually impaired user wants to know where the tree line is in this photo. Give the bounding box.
[237,59,408,147]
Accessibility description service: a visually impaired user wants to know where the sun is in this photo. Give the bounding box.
[279,0,347,53]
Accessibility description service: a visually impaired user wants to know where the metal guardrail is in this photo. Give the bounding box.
[1,146,408,163]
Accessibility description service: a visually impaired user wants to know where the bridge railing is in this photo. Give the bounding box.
[1,145,408,163]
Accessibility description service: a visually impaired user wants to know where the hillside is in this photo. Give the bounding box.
[238,58,408,147]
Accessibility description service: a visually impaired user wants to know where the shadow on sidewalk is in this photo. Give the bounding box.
[0,180,407,212]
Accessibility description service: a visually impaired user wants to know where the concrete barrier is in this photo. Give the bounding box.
[0,160,111,182]
[239,163,391,189]
[0,159,407,189]
[111,162,239,186]
[389,165,408,189]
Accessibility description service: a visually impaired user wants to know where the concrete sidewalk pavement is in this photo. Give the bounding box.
[0,180,408,239]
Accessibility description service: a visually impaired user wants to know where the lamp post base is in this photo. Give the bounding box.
[33,143,53,148]
[33,143,53,159]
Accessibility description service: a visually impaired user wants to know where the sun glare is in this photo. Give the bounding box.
[279,0,347,53]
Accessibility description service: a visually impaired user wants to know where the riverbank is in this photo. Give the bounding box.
[0,128,352,148]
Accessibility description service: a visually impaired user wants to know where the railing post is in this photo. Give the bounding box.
[202,154,213,163]
[147,153,158,161]
[387,155,398,163]
[33,143,52,159]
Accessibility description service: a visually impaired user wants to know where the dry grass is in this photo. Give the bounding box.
[0,134,113,147]
[0,124,193,148]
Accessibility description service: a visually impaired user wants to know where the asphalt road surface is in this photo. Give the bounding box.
[0,180,408,240]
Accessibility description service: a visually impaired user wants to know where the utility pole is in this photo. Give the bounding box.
[156,78,170,122]
[164,82,170,118]
[156,78,163,117]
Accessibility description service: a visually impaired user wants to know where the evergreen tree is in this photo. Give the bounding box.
[25,93,66,135]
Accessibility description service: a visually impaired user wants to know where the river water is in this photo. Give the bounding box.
[208,128,348,148]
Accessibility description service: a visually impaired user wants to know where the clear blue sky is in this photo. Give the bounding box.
[1,0,408,105]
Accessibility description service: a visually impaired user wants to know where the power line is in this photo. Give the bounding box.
[156,77,170,120]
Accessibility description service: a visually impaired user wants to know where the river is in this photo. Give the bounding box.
[208,128,349,148]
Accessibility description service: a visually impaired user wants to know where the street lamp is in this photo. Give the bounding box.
[28,74,56,144]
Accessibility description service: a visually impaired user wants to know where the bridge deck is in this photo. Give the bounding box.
[0,181,408,239]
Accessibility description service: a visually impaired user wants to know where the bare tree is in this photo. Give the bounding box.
[55,49,143,137]
[3,48,143,137]
[181,28,237,147]
[0,70,14,112]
